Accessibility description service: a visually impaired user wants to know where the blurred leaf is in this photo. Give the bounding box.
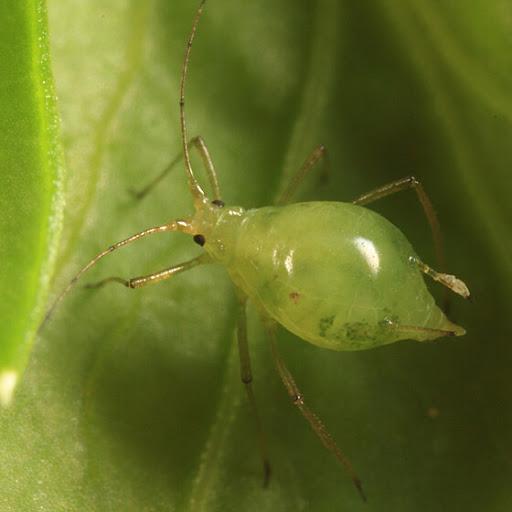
[1,0,511,511]
[0,0,64,404]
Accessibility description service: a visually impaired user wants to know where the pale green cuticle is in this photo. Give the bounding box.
[206,201,462,351]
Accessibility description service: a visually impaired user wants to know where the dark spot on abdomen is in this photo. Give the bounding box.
[318,315,335,338]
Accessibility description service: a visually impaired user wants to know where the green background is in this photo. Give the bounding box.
[1,0,511,510]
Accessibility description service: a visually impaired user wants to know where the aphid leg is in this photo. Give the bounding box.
[265,321,366,502]
[131,136,221,201]
[235,294,271,486]
[275,145,327,205]
[85,254,211,290]
[412,257,470,299]
[352,175,452,311]
[38,219,192,332]
[192,136,221,200]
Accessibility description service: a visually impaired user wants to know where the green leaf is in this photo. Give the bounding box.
[0,0,64,404]
[1,0,511,510]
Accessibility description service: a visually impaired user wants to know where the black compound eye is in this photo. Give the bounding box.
[193,234,206,246]
[211,199,225,208]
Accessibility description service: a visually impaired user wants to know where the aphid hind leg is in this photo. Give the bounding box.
[235,294,271,486]
[85,254,211,290]
[275,145,327,205]
[132,136,221,201]
[265,321,366,502]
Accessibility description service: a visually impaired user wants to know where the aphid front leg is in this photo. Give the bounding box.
[85,254,211,290]
[275,145,327,205]
[132,136,221,201]
[235,294,271,487]
[39,219,192,332]
[265,321,366,502]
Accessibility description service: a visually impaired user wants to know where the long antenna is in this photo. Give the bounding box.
[180,0,207,205]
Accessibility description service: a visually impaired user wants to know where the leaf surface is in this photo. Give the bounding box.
[1,1,511,511]
[0,0,63,405]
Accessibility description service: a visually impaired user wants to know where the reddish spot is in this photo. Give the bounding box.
[289,292,300,304]
[427,406,440,419]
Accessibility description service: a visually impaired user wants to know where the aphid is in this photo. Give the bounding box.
[41,0,470,501]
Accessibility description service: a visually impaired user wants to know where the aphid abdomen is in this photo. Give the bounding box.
[227,202,462,351]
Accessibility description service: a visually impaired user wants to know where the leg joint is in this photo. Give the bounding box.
[406,175,420,187]
[292,393,304,405]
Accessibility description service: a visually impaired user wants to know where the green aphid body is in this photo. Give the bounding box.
[204,201,463,351]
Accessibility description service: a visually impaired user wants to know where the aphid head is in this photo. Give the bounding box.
[189,199,245,264]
